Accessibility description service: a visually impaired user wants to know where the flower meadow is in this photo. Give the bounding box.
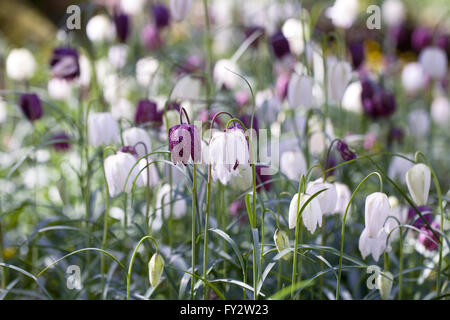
[0,0,449,301]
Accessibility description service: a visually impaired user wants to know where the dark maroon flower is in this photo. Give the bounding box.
[114,10,131,43]
[168,124,201,165]
[50,132,70,152]
[141,24,163,50]
[135,99,162,125]
[325,155,337,177]
[348,42,365,70]
[152,3,170,29]
[388,24,412,52]
[244,26,265,48]
[269,31,291,59]
[336,140,357,161]
[361,77,396,119]
[411,27,432,53]
[408,205,433,229]
[119,145,138,158]
[166,101,181,112]
[387,127,404,147]
[256,165,272,192]
[49,47,80,80]
[19,93,42,122]
[418,222,440,251]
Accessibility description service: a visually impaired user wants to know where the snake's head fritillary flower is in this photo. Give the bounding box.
[122,127,151,159]
[50,132,71,152]
[152,3,171,29]
[170,0,193,22]
[168,124,201,165]
[288,193,323,233]
[269,31,291,59]
[274,229,290,260]
[6,48,36,81]
[88,112,120,147]
[50,47,80,80]
[135,99,163,125]
[336,139,357,161]
[405,164,431,206]
[148,253,164,287]
[418,222,440,251]
[114,10,131,43]
[19,93,42,122]
[306,178,338,215]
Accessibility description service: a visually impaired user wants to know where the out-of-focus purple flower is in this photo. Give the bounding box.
[152,3,171,29]
[269,31,291,59]
[50,132,70,152]
[418,222,440,251]
[408,205,433,228]
[166,100,181,112]
[239,114,258,137]
[361,77,396,119]
[348,42,365,70]
[325,155,337,178]
[387,127,404,147]
[244,26,265,48]
[437,34,450,59]
[411,27,432,52]
[275,72,290,100]
[168,123,201,165]
[114,10,131,43]
[50,47,80,80]
[363,132,378,150]
[141,24,163,50]
[235,90,250,108]
[388,24,412,52]
[135,99,162,125]
[256,165,272,192]
[177,55,204,75]
[337,139,357,161]
[119,145,138,158]
[229,200,247,225]
[19,93,42,122]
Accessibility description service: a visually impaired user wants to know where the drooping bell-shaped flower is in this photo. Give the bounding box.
[348,42,365,70]
[382,0,406,27]
[336,139,357,161]
[327,60,352,104]
[274,229,291,260]
[170,0,193,22]
[376,271,394,300]
[148,253,164,287]
[123,127,151,158]
[419,46,448,80]
[152,3,171,29]
[114,10,131,43]
[86,15,114,42]
[269,31,291,59]
[50,132,71,152]
[401,62,427,93]
[280,150,307,181]
[288,74,313,109]
[407,109,430,138]
[168,124,201,165]
[289,193,323,233]
[141,24,163,50]
[19,93,42,122]
[411,27,432,53]
[358,192,392,261]
[325,0,359,29]
[50,47,80,80]
[431,96,450,126]
[6,48,36,81]
[88,112,120,147]
[418,222,440,251]
[306,178,338,215]
[134,99,162,125]
[334,182,351,215]
[209,125,250,185]
[405,163,431,206]
[104,150,145,197]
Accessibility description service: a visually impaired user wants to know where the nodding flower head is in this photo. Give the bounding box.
[135,99,162,125]
[168,123,201,165]
[269,31,291,59]
[50,47,80,80]
[407,205,433,229]
[337,139,357,161]
[119,145,139,158]
[19,93,43,122]
[418,222,440,251]
[152,3,171,29]
[114,10,131,43]
[50,132,70,152]
[361,77,396,119]
[348,41,365,70]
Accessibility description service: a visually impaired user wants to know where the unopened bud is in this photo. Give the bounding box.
[148,253,164,287]
[274,229,290,260]
[376,271,393,300]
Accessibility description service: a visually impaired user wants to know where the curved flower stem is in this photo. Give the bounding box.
[336,172,383,300]
[203,165,212,300]
[126,236,158,300]
[190,163,198,299]
[291,175,305,299]
[414,151,444,296]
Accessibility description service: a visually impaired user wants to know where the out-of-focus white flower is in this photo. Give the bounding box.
[401,62,427,93]
[280,150,307,181]
[281,18,306,55]
[171,76,202,101]
[209,127,250,185]
[108,44,128,69]
[0,97,6,123]
[326,0,359,29]
[6,48,36,81]
[342,81,363,113]
[136,57,159,87]
[406,163,431,206]
[306,178,338,215]
[148,253,164,287]
[95,58,113,86]
[386,195,408,239]
[78,55,91,87]
[359,192,392,261]
[431,96,450,126]
[289,193,323,233]
[288,74,313,109]
[48,78,72,100]
[328,60,352,104]
[213,59,240,89]
[86,15,114,42]
[382,0,405,27]
[121,0,146,15]
[308,116,335,156]
[111,97,134,121]
[388,154,414,184]
[170,0,193,22]
[407,109,430,138]
[419,47,448,80]
[104,151,145,197]
[88,112,120,147]
[334,182,351,215]
[153,184,187,230]
[123,127,152,158]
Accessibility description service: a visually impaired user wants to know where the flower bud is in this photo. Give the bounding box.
[348,42,365,70]
[419,47,448,80]
[19,93,42,122]
[281,18,306,56]
[287,74,313,110]
[148,253,164,287]
[336,139,357,161]
[6,48,36,81]
[114,10,131,43]
[274,229,290,260]
[376,271,393,300]
[168,124,201,165]
[170,0,193,22]
[50,47,80,80]
[405,163,431,206]
[50,132,71,152]
[88,112,120,147]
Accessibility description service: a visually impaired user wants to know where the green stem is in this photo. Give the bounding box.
[191,164,197,299]
[101,150,111,297]
[202,0,214,111]
[203,165,212,300]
